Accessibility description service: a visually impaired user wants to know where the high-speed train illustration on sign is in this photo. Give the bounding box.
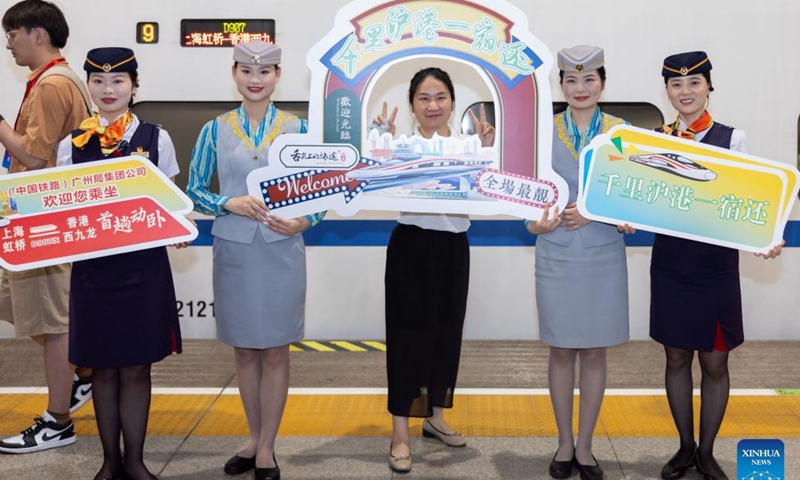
[347,131,495,195]
[628,152,718,181]
[345,155,494,191]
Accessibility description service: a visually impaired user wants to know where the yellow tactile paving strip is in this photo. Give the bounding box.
[2,394,800,438]
[289,341,386,352]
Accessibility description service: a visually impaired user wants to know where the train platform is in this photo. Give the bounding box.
[0,339,798,479]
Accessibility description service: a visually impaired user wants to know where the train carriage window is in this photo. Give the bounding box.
[461,102,663,134]
[135,100,659,192]
[132,102,309,192]
[797,114,800,171]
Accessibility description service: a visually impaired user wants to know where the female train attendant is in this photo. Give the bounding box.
[372,67,494,473]
[652,51,783,480]
[187,41,323,480]
[56,47,183,480]
[526,45,630,480]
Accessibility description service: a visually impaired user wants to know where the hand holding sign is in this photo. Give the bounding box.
[755,239,784,260]
[171,216,197,249]
[527,203,560,235]
[562,202,589,231]
[264,214,309,237]
[224,195,269,222]
[616,223,636,235]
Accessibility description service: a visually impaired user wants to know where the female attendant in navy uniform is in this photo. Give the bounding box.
[651,51,783,480]
[187,41,323,480]
[56,47,183,480]
[371,67,494,473]
[526,45,630,480]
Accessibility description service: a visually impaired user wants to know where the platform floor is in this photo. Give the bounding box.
[0,339,798,479]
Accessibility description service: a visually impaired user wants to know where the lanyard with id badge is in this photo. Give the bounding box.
[2,57,68,169]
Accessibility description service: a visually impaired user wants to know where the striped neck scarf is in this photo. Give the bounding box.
[662,110,713,140]
[564,106,602,154]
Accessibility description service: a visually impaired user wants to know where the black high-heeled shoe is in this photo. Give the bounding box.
[223,454,256,475]
[119,469,157,480]
[95,473,122,480]
[574,455,603,480]
[254,453,280,480]
[94,457,124,480]
[96,471,123,479]
[119,472,156,480]
[548,452,573,479]
[696,452,729,480]
[660,442,697,480]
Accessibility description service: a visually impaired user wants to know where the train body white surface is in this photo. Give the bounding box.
[1,0,798,340]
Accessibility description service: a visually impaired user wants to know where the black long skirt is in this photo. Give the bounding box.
[384,223,470,417]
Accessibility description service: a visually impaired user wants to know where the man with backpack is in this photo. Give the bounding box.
[0,0,93,453]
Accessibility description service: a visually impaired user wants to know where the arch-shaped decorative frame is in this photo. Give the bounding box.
[246,0,567,220]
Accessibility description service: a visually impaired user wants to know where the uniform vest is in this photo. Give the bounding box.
[698,122,734,149]
[652,121,738,274]
[71,121,160,166]
[211,109,303,245]
[540,111,625,248]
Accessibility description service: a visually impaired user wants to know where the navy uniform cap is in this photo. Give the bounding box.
[84,47,138,73]
[662,51,712,78]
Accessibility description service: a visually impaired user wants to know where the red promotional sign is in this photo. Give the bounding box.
[0,197,193,270]
[262,160,375,209]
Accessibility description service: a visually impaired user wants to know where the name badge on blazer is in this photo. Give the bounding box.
[131,146,150,159]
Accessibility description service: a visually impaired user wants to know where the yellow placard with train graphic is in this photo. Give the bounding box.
[578,125,798,253]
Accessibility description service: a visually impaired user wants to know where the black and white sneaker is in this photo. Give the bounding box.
[0,411,76,453]
[70,374,93,413]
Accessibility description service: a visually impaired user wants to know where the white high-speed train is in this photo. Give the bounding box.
[2,0,798,341]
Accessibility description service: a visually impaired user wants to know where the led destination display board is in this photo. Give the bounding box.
[180,19,275,47]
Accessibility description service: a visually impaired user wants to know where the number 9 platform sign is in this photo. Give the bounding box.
[245,0,568,221]
[0,157,198,271]
[577,125,799,253]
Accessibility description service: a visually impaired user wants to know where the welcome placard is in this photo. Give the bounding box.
[246,0,566,220]
[0,157,197,271]
[578,125,798,253]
